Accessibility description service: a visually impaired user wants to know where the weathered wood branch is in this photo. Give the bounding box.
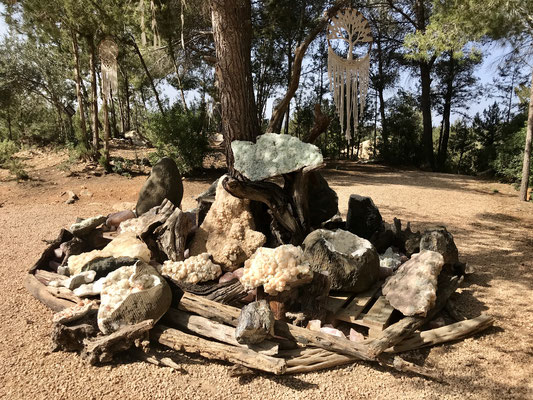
[81,319,154,365]
[152,325,287,375]
[366,274,462,358]
[25,274,74,312]
[304,104,331,144]
[164,308,279,355]
[267,0,351,132]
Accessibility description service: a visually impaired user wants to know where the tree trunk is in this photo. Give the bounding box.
[283,42,292,135]
[87,35,99,151]
[437,52,454,171]
[168,38,189,112]
[376,33,388,149]
[6,107,12,140]
[71,31,89,148]
[110,91,119,138]
[122,65,131,132]
[519,67,533,201]
[210,0,260,173]
[130,35,166,116]
[419,61,434,169]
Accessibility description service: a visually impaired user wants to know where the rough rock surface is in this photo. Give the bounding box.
[382,250,444,316]
[235,300,274,344]
[307,171,339,227]
[302,229,379,293]
[240,245,313,295]
[420,226,459,265]
[189,178,266,271]
[158,253,222,284]
[67,233,151,275]
[105,210,136,229]
[346,194,384,240]
[379,247,403,278]
[231,133,323,181]
[70,215,107,237]
[81,256,138,280]
[136,157,183,216]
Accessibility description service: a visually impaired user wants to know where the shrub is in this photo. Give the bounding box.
[143,105,209,173]
[0,139,18,166]
[7,159,29,180]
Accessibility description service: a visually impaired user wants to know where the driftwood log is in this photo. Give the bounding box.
[152,325,287,375]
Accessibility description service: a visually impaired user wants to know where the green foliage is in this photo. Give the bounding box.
[7,159,29,181]
[493,123,532,186]
[379,92,423,165]
[143,105,209,173]
[0,139,18,166]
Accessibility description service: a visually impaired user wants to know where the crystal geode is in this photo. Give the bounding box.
[382,250,444,316]
[231,133,323,181]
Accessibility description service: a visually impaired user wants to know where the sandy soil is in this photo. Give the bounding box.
[0,149,532,400]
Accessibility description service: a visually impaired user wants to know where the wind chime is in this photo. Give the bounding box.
[99,38,119,101]
[327,9,372,143]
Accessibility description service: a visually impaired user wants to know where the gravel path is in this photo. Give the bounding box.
[0,156,532,400]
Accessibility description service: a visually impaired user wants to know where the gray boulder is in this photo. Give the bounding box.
[419,226,459,265]
[346,195,384,240]
[136,157,183,216]
[235,300,274,344]
[70,215,106,237]
[302,229,379,293]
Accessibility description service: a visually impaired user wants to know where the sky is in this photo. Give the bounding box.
[0,7,523,125]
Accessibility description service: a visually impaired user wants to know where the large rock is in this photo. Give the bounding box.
[346,195,384,241]
[382,250,444,317]
[302,229,379,293]
[235,300,274,344]
[70,215,107,237]
[189,178,266,271]
[419,226,459,265]
[231,133,323,181]
[307,171,338,227]
[136,157,183,216]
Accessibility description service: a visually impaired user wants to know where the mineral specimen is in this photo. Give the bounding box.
[419,226,459,265]
[382,250,444,316]
[231,133,323,181]
[240,245,314,296]
[235,300,274,344]
[189,178,266,271]
[302,229,379,292]
[69,215,107,237]
[158,253,222,284]
[67,233,151,275]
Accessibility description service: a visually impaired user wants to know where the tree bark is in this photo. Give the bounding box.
[6,107,12,140]
[210,0,260,173]
[519,67,533,201]
[71,31,89,148]
[437,52,454,170]
[87,35,99,152]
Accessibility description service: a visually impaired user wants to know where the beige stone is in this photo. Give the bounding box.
[189,178,265,271]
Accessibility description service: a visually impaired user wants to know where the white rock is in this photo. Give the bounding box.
[158,253,222,284]
[231,133,323,181]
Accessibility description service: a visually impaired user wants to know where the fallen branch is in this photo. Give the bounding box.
[164,308,279,355]
[25,274,74,312]
[152,325,287,375]
[81,319,153,365]
[133,349,188,374]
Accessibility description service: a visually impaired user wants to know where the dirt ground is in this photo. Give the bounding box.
[0,148,532,400]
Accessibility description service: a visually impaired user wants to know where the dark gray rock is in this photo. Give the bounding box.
[81,256,138,280]
[235,300,274,345]
[420,226,459,265]
[136,157,183,216]
[307,171,338,227]
[346,195,384,240]
[302,229,379,293]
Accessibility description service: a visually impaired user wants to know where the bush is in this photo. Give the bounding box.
[492,124,532,186]
[7,159,29,180]
[0,139,18,166]
[143,105,209,173]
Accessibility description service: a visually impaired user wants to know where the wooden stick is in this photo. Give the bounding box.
[387,314,494,353]
[178,292,373,360]
[366,274,462,358]
[46,286,83,304]
[34,269,67,285]
[82,319,154,365]
[134,349,188,374]
[152,325,287,375]
[25,274,74,312]
[164,308,279,355]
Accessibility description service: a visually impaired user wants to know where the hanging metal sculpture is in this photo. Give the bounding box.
[327,9,372,143]
[99,38,119,101]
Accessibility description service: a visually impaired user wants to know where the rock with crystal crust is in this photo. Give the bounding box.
[302,229,379,293]
[158,253,222,284]
[189,178,266,271]
[382,250,444,317]
[231,133,323,181]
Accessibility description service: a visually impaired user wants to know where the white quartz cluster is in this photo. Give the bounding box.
[158,253,222,284]
[231,133,323,181]
[67,233,151,275]
[240,245,314,295]
[98,263,162,333]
